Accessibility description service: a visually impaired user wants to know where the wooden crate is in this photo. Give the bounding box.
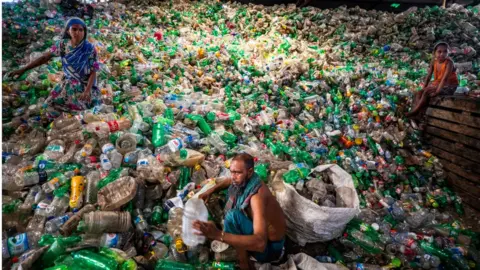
[424,96,480,210]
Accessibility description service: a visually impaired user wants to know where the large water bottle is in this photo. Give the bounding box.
[182,198,208,247]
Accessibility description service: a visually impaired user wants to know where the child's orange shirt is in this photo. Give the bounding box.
[432,58,459,87]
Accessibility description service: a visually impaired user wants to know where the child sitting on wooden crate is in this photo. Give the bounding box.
[407,41,459,117]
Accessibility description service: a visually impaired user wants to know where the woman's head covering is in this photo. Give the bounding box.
[63,17,87,40]
[433,41,450,52]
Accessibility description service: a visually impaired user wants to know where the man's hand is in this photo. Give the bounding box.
[198,189,213,203]
[193,220,221,240]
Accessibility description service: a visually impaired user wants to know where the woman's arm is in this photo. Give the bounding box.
[85,70,96,93]
[432,61,454,97]
[20,52,53,73]
[79,71,96,101]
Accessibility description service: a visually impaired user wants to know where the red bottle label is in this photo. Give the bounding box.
[108,121,119,132]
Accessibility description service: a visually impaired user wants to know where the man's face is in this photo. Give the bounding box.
[230,160,253,187]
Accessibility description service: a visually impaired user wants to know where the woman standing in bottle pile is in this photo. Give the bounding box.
[10,17,101,112]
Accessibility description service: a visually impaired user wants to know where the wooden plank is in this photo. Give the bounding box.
[447,171,480,197]
[432,146,480,175]
[452,188,480,211]
[427,117,480,140]
[426,107,480,128]
[425,126,480,151]
[426,136,480,163]
[442,160,480,185]
[430,97,480,114]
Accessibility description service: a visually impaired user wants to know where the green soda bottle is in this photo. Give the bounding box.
[155,259,195,270]
[121,259,137,270]
[211,261,236,269]
[151,205,164,225]
[72,249,118,270]
[41,236,82,267]
[186,114,212,136]
[152,122,167,148]
[254,163,269,183]
[44,265,69,270]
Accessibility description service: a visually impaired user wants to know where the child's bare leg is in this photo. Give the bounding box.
[413,89,424,106]
[408,91,431,116]
[237,248,252,270]
[407,90,424,117]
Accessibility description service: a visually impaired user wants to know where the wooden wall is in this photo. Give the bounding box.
[424,96,480,210]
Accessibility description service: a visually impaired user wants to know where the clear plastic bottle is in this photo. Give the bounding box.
[41,172,69,193]
[124,149,140,166]
[46,195,70,218]
[45,213,73,234]
[100,153,113,171]
[19,185,41,213]
[83,211,131,233]
[191,165,207,185]
[60,204,96,236]
[134,179,146,209]
[86,122,111,138]
[74,138,97,163]
[34,196,53,217]
[58,141,81,164]
[133,209,148,231]
[207,132,228,153]
[85,171,101,205]
[97,233,126,248]
[182,198,208,247]
[44,139,66,160]
[15,168,56,188]
[116,133,137,155]
[26,214,47,248]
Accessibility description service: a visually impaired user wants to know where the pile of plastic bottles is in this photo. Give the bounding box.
[2,0,480,269]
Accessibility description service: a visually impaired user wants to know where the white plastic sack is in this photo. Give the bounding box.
[272,164,360,246]
[256,253,348,270]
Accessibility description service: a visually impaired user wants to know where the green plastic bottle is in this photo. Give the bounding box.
[155,259,195,270]
[97,168,124,190]
[151,205,164,225]
[186,114,212,136]
[121,259,137,270]
[72,249,118,270]
[41,236,82,267]
[254,163,269,183]
[152,122,167,148]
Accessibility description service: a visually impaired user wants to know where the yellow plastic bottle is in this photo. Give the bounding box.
[70,176,85,209]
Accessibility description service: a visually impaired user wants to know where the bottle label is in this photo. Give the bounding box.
[7,233,29,256]
[37,170,48,182]
[46,145,64,153]
[103,233,119,248]
[48,177,60,189]
[107,121,120,132]
[137,158,149,167]
[134,215,145,225]
[102,143,115,154]
[36,202,50,210]
[37,160,49,170]
[168,138,183,150]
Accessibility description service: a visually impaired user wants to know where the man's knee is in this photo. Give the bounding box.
[224,209,244,231]
[224,209,251,235]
